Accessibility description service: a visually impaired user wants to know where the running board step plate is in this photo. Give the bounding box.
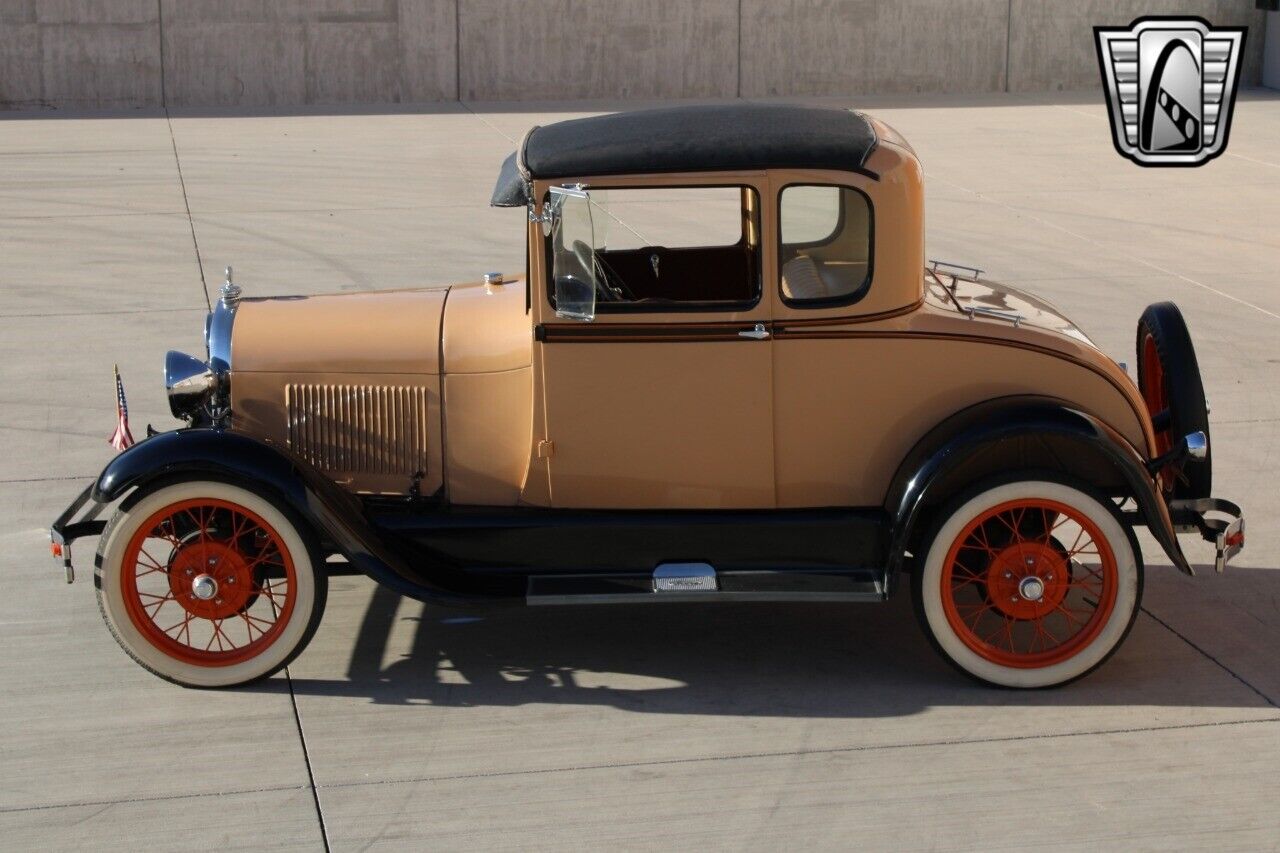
[527,565,886,605]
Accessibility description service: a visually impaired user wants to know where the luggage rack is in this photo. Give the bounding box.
[925,259,1023,328]
[928,259,984,282]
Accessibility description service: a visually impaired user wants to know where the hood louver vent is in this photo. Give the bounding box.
[286,384,429,476]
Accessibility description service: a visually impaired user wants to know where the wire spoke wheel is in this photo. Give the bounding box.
[120,498,298,667]
[916,478,1140,688]
[98,481,325,688]
[941,498,1118,668]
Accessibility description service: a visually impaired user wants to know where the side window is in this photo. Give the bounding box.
[547,186,761,313]
[778,184,872,306]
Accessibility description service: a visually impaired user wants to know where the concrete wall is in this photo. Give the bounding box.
[1266,10,1280,89]
[0,1,162,109]
[0,0,1270,109]
[1008,0,1266,92]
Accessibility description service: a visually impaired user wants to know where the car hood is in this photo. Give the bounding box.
[230,276,531,377]
[231,287,449,376]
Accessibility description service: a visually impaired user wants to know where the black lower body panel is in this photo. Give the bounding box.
[371,505,887,573]
[367,504,890,600]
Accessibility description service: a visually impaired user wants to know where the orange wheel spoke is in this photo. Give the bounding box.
[136,548,167,572]
[144,595,174,617]
[242,551,281,574]
[244,611,276,631]
[230,510,251,542]
[995,512,1020,538]
[159,614,191,635]
[1063,526,1087,558]
[1054,604,1082,626]
[958,542,997,556]
[980,616,1010,647]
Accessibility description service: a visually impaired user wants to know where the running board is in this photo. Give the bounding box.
[526,564,887,605]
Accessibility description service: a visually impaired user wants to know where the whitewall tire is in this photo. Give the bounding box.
[95,480,326,688]
[913,478,1142,688]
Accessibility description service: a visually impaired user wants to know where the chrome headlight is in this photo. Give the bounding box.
[165,351,216,420]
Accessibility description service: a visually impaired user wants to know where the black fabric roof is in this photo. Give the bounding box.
[490,104,878,207]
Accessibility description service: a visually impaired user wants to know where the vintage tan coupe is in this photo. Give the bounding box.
[51,104,1243,689]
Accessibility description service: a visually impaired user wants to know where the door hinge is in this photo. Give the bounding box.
[536,439,555,459]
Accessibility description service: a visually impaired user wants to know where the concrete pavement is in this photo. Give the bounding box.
[1,91,1278,850]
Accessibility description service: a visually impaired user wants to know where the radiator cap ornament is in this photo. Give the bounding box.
[220,265,243,307]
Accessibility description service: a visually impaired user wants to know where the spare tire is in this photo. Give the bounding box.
[1135,302,1211,499]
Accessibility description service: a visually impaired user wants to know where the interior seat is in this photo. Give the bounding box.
[782,255,869,302]
[781,255,828,300]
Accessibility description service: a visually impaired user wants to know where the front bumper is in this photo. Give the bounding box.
[49,483,107,583]
[1169,498,1245,573]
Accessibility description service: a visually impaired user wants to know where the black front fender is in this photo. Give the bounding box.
[92,429,501,607]
[884,396,1190,592]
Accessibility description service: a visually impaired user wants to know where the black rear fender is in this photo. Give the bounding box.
[884,396,1190,592]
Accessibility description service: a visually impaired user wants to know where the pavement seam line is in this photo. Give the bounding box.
[1140,605,1280,709]
[0,475,96,484]
[315,715,1280,792]
[925,169,1280,322]
[458,101,516,144]
[163,109,211,312]
[1055,102,1280,172]
[0,783,311,815]
[4,717,1275,815]
[2,307,207,319]
[285,665,331,853]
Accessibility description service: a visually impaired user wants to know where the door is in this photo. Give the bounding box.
[534,180,775,510]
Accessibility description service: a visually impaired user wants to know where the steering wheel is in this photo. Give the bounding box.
[570,240,631,302]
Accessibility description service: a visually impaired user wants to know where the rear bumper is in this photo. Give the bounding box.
[1169,498,1245,573]
[48,482,107,583]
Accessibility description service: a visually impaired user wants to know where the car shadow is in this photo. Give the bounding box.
[272,565,1280,716]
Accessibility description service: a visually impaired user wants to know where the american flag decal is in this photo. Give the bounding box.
[108,365,134,452]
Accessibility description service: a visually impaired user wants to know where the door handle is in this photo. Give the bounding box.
[738,323,770,340]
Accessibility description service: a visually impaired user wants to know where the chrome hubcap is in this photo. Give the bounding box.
[1018,576,1046,602]
[191,574,218,601]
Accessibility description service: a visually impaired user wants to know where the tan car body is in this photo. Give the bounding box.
[51,104,1248,693]
[228,118,1154,514]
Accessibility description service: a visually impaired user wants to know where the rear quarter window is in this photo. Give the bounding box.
[779,184,873,307]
